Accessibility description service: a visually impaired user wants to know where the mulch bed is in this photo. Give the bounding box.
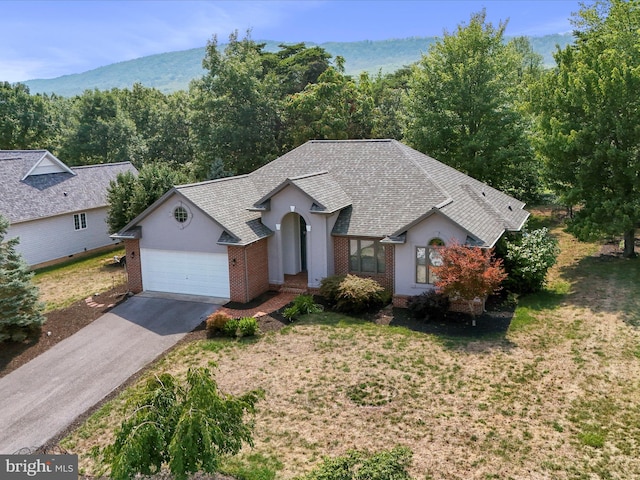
[0,287,128,379]
[1,284,518,381]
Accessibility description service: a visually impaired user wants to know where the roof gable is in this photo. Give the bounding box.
[0,150,137,224]
[20,151,75,180]
[253,171,352,214]
[176,176,273,246]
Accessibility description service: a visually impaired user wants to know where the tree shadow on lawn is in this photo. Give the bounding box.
[387,301,518,352]
[556,247,640,327]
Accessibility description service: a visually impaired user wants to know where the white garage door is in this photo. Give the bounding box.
[140,248,230,298]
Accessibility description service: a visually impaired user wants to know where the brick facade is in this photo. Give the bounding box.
[228,238,270,304]
[124,239,142,293]
[449,297,485,316]
[333,236,395,292]
[393,293,485,314]
[392,295,410,308]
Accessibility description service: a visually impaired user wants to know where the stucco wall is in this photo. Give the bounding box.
[138,193,226,254]
[394,212,468,297]
[7,207,118,266]
[261,185,339,288]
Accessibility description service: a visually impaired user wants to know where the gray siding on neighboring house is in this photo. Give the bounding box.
[6,207,117,266]
[137,193,227,255]
[394,212,468,297]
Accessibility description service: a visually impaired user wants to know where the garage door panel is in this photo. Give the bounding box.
[140,249,230,298]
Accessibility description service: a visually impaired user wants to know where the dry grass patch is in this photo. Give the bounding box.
[61,211,640,479]
[34,247,126,312]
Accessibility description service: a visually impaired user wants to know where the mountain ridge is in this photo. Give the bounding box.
[23,34,573,97]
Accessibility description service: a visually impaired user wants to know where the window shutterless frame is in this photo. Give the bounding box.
[416,238,444,284]
[73,212,87,230]
[349,238,386,274]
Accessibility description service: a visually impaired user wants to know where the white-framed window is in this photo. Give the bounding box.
[349,238,386,274]
[173,206,189,223]
[73,212,87,231]
[416,238,444,284]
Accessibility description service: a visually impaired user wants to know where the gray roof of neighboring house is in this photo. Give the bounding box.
[118,139,528,247]
[0,150,137,224]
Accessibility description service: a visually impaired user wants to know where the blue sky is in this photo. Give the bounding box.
[1,1,581,83]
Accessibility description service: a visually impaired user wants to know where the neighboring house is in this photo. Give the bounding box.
[0,150,137,267]
[114,139,529,306]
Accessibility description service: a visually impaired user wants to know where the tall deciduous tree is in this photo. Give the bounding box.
[285,67,374,147]
[533,0,640,257]
[370,67,412,140]
[404,11,540,202]
[0,82,58,150]
[106,163,190,233]
[0,215,45,342]
[190,31,279,176]
[60,89,144,166]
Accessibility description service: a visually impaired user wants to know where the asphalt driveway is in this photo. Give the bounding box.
[0,293,218,454]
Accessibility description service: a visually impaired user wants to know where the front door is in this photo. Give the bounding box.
[282,212,308,275]
[300,216,307,271]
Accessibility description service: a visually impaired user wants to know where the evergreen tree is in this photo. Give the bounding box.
[0,215,45,342]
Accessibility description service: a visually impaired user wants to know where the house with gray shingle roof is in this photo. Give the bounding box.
[0,150,137,266]
[115,139,528,305]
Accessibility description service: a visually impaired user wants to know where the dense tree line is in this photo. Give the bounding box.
[2,1,638,254]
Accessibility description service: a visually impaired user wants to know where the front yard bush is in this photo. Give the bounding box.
[103,367,261,480]
[237,317,259,337]
[222,318,240,337]
[299,446,413,480]
[320,274,386,313]
[283,294,323,321]
[205,311,232,336]
[220,317,259,338]
[499,227,560,293]
[407,290,450,320]
[318,274,346,306]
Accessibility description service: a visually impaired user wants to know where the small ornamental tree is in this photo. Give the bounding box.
[103,366,262,480]
[0,215,45,342]
[432,241,506,325]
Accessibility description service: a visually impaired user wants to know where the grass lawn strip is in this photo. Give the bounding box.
[34,247,126,312]
[61,214,640,479]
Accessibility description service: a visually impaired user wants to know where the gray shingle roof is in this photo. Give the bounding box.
[120,140,528,248]
[176,176,273,245]
[0,150,137,224]
[248,139,528,246]
[254,171,352,214]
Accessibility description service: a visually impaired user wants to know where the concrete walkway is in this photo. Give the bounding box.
[0,294,218,454]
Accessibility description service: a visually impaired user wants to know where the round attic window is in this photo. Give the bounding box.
[174,206,189,223]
